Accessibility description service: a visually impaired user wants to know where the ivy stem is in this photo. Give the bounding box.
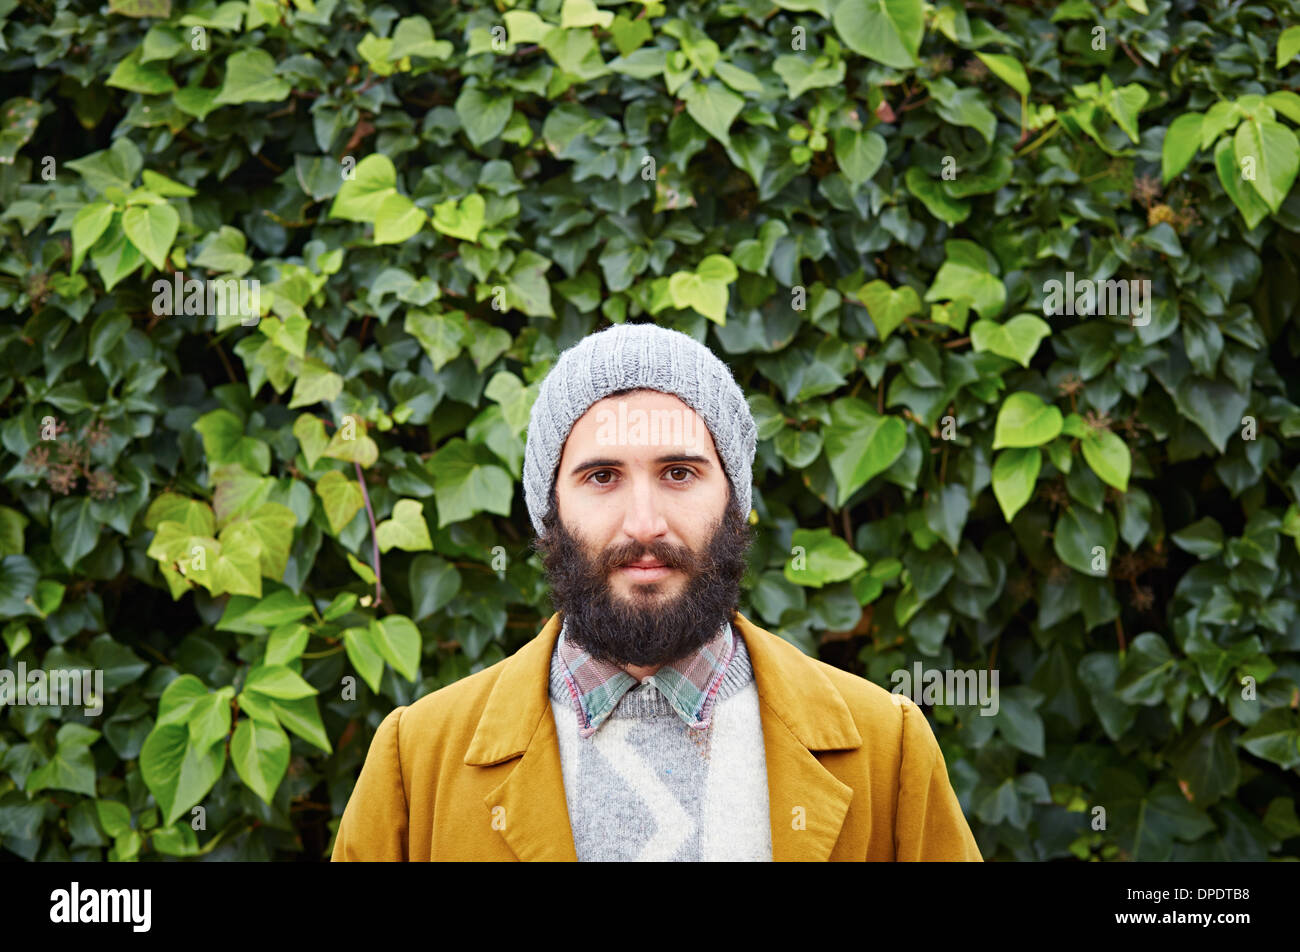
[192,818,252,857]
[1015,121,1059,157]
[355,460,382,608]
[300,645,345,659]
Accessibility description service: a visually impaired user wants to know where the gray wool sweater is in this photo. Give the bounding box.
[547,628,773,861]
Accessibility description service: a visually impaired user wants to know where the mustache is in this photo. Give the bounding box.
[605,545,689,571]
[532,496,754,668]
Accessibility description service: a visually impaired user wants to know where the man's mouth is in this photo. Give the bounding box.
[619,560,673,580]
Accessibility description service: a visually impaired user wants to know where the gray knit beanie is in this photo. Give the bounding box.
[523,322,758,539]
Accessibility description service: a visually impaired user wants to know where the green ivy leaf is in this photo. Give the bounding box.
[71,203,115,274]
[993,392,1063,449]
[343,625,384,692]
[106,48,177,95]
[193,409,271,474]
[503,250,556,318]
[1080,427,1131,492]
[1171,516,1224,558]
[268,696,331,753]
[139,724,225,825]
[321,419,379,468]
[230,716,290,804]
[90,218,145,291]
[1237,709,1300,770]
[974,52,1029,98]
[924,483,970,553]
[824,397,907,502]
[234,502,297,580]
[368,615,422,682]
[185,690,233,751]
[315,470,365,534]
[174,84,220,121]
[66,137,142,194]
[1116,632,1177,705]
[292,414,329,468]
[244,664,317,701]
[454,85,515,147]
[667,254,737,324]
[832,127,886,186]
[1053,506,1117,577]
[390,16,454,61]
[970,313,1051,367]
[904,166,971,224]
[214,48,291,106]
[26,723,101,797]
[208,538,263,598]
[773,53,845,99]
[95,800,132,838]
[428,438,514,527]
[431,193,485,242]
[288,359,343,409]
[1215,137,1270,229]
[329,154,398,223]
[1233,116,1300,214]
[373,192,426,245]
[1279,25,1300,68]
[375,498,433,553]
[925,239,1005,319]
[51,496,100,570]
[857,277,920,340]
[1161,112,1204,184]
[991,447,1041,522]
[832,0,923,69]
[681,81,743,149]
[784,527,867,587]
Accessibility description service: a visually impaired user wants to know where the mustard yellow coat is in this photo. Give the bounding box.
[331,610,983,861]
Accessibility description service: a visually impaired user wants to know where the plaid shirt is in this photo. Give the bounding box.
[555,620,737,739]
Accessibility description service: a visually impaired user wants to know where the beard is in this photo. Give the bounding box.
[532,485,754,669]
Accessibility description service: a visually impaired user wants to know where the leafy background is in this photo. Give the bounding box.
[2,0,1299,861]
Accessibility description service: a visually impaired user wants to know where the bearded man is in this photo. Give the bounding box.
[332,321,981,862]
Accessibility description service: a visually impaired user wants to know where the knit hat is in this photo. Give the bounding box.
[523,322,758,539]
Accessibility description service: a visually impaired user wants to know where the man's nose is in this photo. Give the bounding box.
[619,477,671,539]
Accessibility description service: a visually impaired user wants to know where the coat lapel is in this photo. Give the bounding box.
[463,610,862,862]
[463,611,577,861]
[733,612,862,861]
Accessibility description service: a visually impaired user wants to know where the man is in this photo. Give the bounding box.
[332,321,982,861]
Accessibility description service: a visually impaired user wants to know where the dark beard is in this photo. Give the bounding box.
[532,486,754,668]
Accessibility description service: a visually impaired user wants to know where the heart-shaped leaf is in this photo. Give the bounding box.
[858,279,921,340]
[122,203,179,271]
[994,392,1063,449]
[992,447,1042,522]
[431,193,485,242]
[970,313,1051,367]
[375,499,433,553]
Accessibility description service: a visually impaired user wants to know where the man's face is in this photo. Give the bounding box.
[533,389,753,669]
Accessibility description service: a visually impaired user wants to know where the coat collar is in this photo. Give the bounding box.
[465,610,863,861]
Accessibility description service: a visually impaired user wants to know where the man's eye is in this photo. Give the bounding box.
[587,468,694,485]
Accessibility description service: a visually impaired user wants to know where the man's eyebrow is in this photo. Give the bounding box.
[569,454,713,477]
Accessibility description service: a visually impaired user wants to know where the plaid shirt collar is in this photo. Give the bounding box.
[555,619,736,739]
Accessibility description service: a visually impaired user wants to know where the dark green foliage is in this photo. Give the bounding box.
[1,0,1298,861]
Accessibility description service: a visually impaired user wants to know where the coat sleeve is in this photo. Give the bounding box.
[331,706,411,861]
[893,697,982,861]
